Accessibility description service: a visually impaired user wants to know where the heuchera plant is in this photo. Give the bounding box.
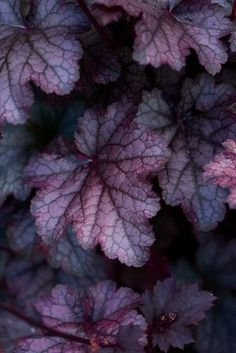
[0,0,236,352]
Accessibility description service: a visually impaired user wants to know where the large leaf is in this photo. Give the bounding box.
[0,0,87,124]
[137,74,236,230]
[94,0,232,74]
[25,101,169,266]
[15,281,147,353]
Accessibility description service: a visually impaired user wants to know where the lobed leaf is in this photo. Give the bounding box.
[25,101,169,266]
[204,139,236,208]
[142,277,215,352]
[137,74,236,230]
[94,0,232,74]
[0,0,87,124]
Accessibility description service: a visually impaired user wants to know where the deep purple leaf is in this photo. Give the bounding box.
[142,278,215,352]
[77,29,121,97]
[137,74,236,230]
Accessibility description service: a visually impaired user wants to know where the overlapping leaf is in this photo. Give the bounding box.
[94,0,231,74]
[5,208,36,256]
[77,29,121,97]
[137,74,236,230]
[174,233,236,353]
[15,281,147,353]
[25,101,169,266]
[5,257,55,314]
[204,139,236,208]
[0,311,40,353]
[45,226,108,282]
[141,278,215,352]
[0,0,88,124]
[0,124,34,205]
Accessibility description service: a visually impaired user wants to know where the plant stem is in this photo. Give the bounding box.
[0,302,89,345]
[76,0,116,50]
[231,0,236,19]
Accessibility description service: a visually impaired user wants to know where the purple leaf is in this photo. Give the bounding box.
[0,0,87,124]
[78,29,121,97]
[15,281,147,353]
[25,101,169,266]
[102,48,145,105]
[142,278,215,352]
[204,139,236,208]
[94,0,232,74]
[137,74,236,230]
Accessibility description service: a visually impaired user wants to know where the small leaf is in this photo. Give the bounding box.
[142,277,215,352]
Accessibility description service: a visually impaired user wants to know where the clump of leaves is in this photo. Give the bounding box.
[0,0,236,353]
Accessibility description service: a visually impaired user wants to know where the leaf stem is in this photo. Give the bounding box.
[0,246,15,256]
[76,0,116,50]
[0,302,89,345]
[232,0,236,19]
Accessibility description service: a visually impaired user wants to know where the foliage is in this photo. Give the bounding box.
[0,1,236,352]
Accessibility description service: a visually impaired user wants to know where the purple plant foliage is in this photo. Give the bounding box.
[141,278,215,352]
[137,74,236,230]
[204,139,236,208]
[93,0,232,74]
[0,0,236,352]
[15,281,147,353]
[24,101,169,266]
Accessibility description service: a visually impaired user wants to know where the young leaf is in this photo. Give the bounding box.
[137,74,236,230]
[78,29,121,97]
[25,101,169,266]
[0,0,87,124]
[94,0,232,74]
[142,277,215,352]
[204,139,236,208]
[15,281,147,353]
